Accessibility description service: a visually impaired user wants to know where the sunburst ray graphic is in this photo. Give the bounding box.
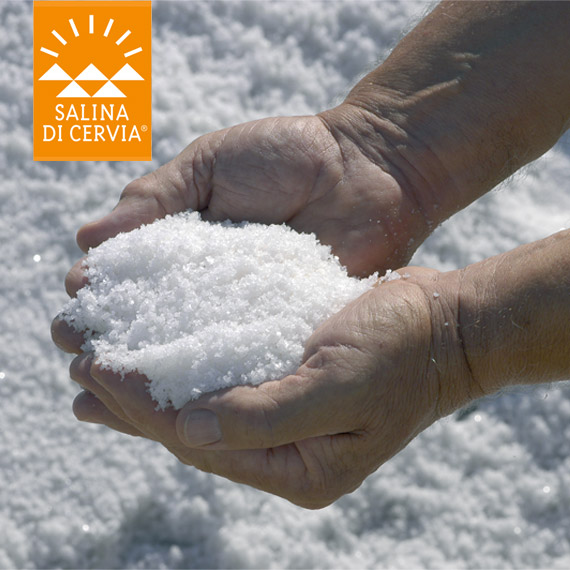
[41,14,143,62]
[39,13,144,99]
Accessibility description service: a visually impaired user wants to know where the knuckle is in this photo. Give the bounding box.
[120,176,152,201]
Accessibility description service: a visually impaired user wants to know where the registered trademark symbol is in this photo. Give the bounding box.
[141,124,148,132]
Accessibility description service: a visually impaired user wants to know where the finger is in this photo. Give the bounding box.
[65,257,88,297]
[175,351,370,451]
[72,390,147,438]
[175,430,367,509]
[77,193,162,253]
[76,169,190,253]
[87,360,370,507]
[80,363,295,483]
[69,353,97,390]
[90,362,180,443]
[51,316,84,354]
[69,354,131,422]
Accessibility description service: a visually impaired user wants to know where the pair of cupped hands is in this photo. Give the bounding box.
[52,109,478,509]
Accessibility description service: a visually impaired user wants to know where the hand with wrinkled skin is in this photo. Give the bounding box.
[68,112,428,283]
[63,267,474,509]
[52,107,443,509]
[56,228,570,508]
[54,108,433,352]
[52,0,570,509]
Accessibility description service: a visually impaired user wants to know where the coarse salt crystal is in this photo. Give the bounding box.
[61,212,377,409]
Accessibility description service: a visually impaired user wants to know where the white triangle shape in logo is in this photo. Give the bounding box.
[39,63,72,81]
[57,81,91,98]
[92,81,126,98]
[111,63,144,81]
[75,63,108,81]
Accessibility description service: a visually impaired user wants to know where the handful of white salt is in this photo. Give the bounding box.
[62,212,377,410]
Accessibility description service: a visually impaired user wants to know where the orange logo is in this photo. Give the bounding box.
[34,1,152,161]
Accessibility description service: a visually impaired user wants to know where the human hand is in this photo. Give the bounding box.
[68,109,432,283]
[68,266,479,508]
[54,108,436,352]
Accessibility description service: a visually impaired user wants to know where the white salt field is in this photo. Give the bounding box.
[2,1,570,567]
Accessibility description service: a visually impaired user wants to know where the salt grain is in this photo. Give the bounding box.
[62,212,377,410]
[378,269,401,284]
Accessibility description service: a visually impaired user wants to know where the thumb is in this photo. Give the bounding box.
[175,364,365,451]
[77,192,161,252]
[76,167,190,252]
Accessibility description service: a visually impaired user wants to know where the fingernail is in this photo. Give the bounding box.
[182,409,222,447]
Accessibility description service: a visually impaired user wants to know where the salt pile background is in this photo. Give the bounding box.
[62,212,376,409]
[2,1,570,568]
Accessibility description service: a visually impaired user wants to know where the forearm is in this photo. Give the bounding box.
[458,229,570,395]
[337,1,570,226]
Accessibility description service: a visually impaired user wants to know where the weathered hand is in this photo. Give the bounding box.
[54,108,432,353]
[68,267,478,508]
[52,107,466,508]
[69,110,429,282]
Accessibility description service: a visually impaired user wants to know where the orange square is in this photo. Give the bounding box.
[34,1,152,161]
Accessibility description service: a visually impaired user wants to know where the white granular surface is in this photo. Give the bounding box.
[5,3,570,568]
[62,212,377,409]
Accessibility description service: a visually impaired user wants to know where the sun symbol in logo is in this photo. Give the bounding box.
[39,14,145,99]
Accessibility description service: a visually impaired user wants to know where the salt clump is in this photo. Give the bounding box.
[62,212,377,410]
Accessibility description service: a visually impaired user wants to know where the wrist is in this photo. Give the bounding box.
[389,267,484,419]
[320,84,472,236]
[317,99,455,249]
[421,268,486,416]
[333,95,469,228]
[456,230,570,395]
[315,103,436,272]
[336,1,570,232]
